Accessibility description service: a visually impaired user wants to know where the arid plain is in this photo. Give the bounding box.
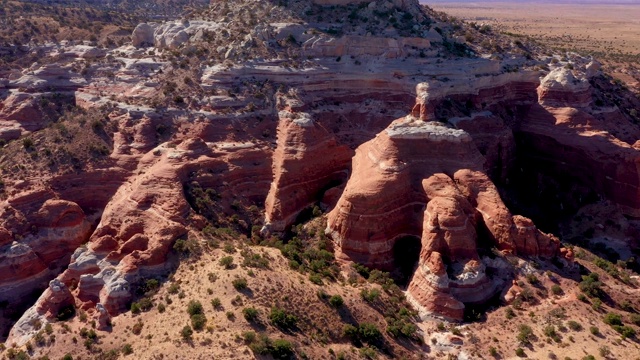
[430,2,640,89]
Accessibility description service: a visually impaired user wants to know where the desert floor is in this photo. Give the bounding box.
[431,2,640,87]
[430,2,640,54]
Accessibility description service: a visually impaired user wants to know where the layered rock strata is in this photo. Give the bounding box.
[326,117,566,319]
[263,111,352,233]
[1,0,639,341]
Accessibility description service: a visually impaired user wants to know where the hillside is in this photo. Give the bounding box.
[0,0,639,359]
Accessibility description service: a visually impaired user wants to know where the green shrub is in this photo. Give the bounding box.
[167,283,180,294]
[343,324,359,340]
[505,307,516,319]
[243,307,259,322]
[579,273,603,298]
[359,346,377,359]
[515,347,525,357]
[122,343,133,355]
[619,299,634,312]
[517,324,534,345]
[360,288,381,303]
[243,332,294,358]
[352,263,370,278]
[489,346,498,357]
[138,297,153,311]
[219,256,234,269]
[22,138,34,150]
[211,298,222,309]
[132,321,143,335]
[526,274,539,285]
[599,346,611,357]
[567,320,582,331]
[329,295,344,308]
[551,284,563,295]
[181,325,193,341]
[223,243,236,254]
[612,325,636,339]
[543,325,561,342]
[79,327,97,340]
[270,339,294,358]
[157,302,166,313]
[248,333,271,355]
[630,313,640,326]
[191,314,207,331]
[358,323,382,344]
[232,277,248,290]
[187,300,204,316]
[309,273,323,285]
[131,302,141,314]
[269,307,297,330]
[603,312,623,326]
[589,326,600,336]
[242,331,256,343]
[144,279,160,293]
[173,238,202,257]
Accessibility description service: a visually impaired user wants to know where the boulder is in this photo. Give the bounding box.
[132,23,156,47]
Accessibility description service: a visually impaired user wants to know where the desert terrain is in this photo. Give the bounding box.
[0,0,639,359]
[429,1,640,89]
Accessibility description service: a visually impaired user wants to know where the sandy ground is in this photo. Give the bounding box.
[430,2,640,91]
[430,2,640,55]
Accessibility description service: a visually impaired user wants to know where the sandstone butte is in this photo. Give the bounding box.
[1,0,639,346]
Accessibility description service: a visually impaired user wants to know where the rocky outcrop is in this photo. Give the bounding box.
[94,303,111,330]
[517,72,640,218]
[7,279,74,346]
[131,23,156,47]
[537,68,592,108]
[327,118,485,267]
[263,111,352,233]
[2,0,640,343]
[131,21,223,49]
[35,279,74,320]
[304,35,433,59]
[0,198,92,304]
[327,116,566,320]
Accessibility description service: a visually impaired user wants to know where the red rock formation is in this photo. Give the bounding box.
[34,279,74,320]
[327,116,566,320]
[0,227,12,247]
[327,117,485,268]
[0,198,92,303]
[6,279,74,346]
[263,111,352,233]
[537,68,592,108]
[517,74,640,217]
[2,0,638,338]
[94,303,111,330]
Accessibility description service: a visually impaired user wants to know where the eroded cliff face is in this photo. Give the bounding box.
[325,66,640,320]
[325,117,568,320]
[1,0,639,343]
